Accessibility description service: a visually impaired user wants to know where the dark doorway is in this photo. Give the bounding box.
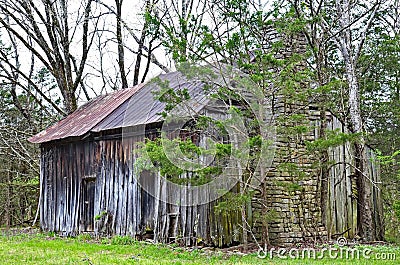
[80,178,96,232]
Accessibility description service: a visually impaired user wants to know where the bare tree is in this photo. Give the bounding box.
[95,0,170,89]
[0,0,100,114]
[334,0,380,241]
[115,0,128,88]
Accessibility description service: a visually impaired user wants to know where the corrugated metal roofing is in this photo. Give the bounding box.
[92,71,208,132]
[29,71,208,144]
[28,83,145,143]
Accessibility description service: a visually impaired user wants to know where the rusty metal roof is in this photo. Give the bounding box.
[29,71,208,144]
[28,83,145,143]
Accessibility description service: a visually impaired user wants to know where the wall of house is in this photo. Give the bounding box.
[93,134,242,246]
[40,139,99,234]
[40,131,242,247]
[324,115,383,240]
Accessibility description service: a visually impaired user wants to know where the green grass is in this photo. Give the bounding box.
[0,233,399,264]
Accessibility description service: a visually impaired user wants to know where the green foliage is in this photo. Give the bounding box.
[277,114,312,138]
[135,137,231,186]
[214,191,254,215]
[151,77,191,118]
[76,233,93,242]
[46,231,56,238]
[275,6,308,34]
[306,130,361,152]
[253,208,278,225]
[94,211,108,221]
[110,235,136,245]
[376,150,400,166]
[358,29,400,242]
[393,201,400,220]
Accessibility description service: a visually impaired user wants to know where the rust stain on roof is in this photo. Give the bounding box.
[28,83,145,144]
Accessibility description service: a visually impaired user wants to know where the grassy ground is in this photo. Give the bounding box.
[0,233,399,264]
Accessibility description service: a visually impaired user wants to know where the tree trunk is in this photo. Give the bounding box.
[336,0,377,241]
[6,165,11,231]
[344,55,375,241]
[116,0,128,89]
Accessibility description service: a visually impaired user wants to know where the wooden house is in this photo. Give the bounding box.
[29,72,246,246]
[29,33,383,247]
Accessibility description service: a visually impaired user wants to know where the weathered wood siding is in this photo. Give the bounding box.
[40,133,240,246]
[40,140,99,234]
[325,114,383,239]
